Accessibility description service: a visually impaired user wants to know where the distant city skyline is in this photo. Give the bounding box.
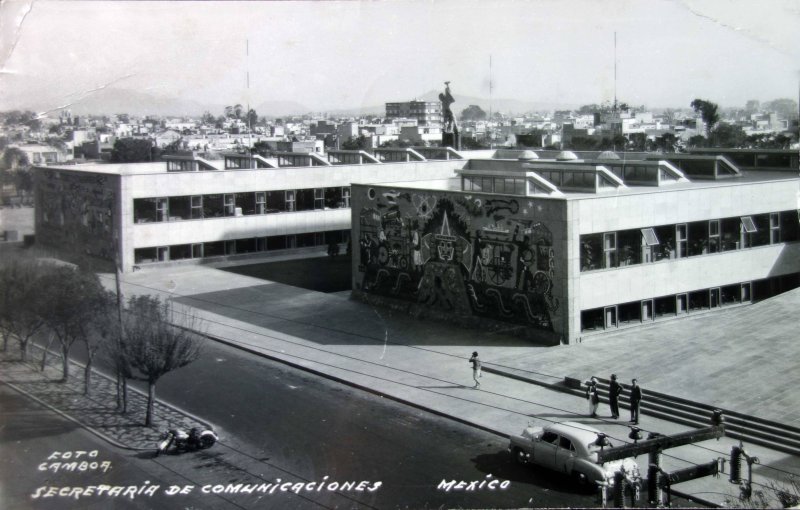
[1,0,799,116]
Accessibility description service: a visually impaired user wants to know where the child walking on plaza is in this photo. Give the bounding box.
[469,351,482,389]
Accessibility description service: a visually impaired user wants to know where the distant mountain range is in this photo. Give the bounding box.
[33,85,578,118]
[324,90,581,117]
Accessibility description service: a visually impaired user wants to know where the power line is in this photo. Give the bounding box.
[98,273,800,479]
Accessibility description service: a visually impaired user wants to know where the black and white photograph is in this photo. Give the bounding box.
[1,1,799,508]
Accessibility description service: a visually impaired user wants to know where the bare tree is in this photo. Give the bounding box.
[123,296,204,426]
[80,290,116,395]
[35,266,107,382]
[0,259,48,361]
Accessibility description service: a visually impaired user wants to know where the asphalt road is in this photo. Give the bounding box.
[19,339,600,509]
[0,382,214,510]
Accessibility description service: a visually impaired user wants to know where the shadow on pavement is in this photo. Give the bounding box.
[175,279,550,348]
[471,451,590,494]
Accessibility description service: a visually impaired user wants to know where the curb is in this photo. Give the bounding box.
[206,333,724,508]
[205,332,511,439]
[4,343,216,452]
[0,378,147,452]
[29,342,217,434]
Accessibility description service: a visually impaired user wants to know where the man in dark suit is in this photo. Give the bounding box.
[609,374,622,419]
[629,378,642,424]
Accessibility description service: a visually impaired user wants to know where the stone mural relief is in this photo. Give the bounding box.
[357,187,560,331]
[38,172,116,260]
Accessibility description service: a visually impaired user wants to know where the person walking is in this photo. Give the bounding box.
[586,377,600,417]
[469,351,482,389]
[629,378,642,424]
[609,374,622,419]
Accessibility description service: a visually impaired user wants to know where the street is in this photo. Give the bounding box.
[7,338,599,509]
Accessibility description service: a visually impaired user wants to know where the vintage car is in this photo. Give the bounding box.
[508,421,640,487]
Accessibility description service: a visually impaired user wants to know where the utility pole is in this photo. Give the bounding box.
[597,410,725,507]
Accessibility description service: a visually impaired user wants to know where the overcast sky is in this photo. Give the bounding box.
[1,0,799,114]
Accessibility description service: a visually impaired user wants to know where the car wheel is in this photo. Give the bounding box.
[572,470,589,488]
[512,447,526,465]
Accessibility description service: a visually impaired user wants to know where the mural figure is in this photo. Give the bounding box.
[357,189,559,333]
[37,172,116,260]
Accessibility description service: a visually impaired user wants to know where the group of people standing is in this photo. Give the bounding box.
[467,352,643,425]
[586,375,642,424]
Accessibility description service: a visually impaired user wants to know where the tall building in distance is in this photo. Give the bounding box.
[385,100,442,126]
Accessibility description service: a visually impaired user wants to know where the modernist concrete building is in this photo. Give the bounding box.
[385,100,443,126]
[350,150,800,344]
[33,151,465,273]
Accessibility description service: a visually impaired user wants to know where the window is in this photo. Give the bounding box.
[541,432,559,444]
[710,288,721,308]
[641,299,654,321]
[493,178,506,193]
[156,198,168,222]
[642,228,659,246]
[314,188,325,209]
[708,220,720,253]
[741,282,752,302]
[224,194,236,216]
[296,189,315,211]
[640,228,659,263]
[267,190,285,211]
[770,213,781,244]
[741,216,757,233]
[580,234,603,271]
[191,195,203,219]
[604,306,617,328]
[191,244,203,258]
[169,244,192,260]
[255,192,266,214]
[342,187,351,208]
[133,198,158,223]
[676,294,688,314]
[603,232,617,268]
[157,246,169,262]
[676,224,687,258]
[559,436,575,451]
[285,190,295,212]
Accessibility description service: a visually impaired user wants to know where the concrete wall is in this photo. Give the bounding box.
[579,243,800,310]
[575,178,799,235]
[35,168,120,262]
[350,183,568,343]
[120,161,464,271]
[125,160,463,198]
[568,177,800,341]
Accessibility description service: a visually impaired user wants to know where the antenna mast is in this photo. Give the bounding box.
[489,55,493,148]
[614,32,618,111]
[247,38,252,154]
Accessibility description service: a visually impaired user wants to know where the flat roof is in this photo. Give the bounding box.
[366,169,800,200]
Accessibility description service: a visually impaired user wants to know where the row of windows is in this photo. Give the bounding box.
[580,210,799,271]
[604,164,678,183]
[134,229,350,264]
[580,273,800,332]
[537,170,616,190]
[463,177,527,195]
[133,187,351,223]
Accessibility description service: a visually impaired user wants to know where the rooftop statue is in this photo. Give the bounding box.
[439,81,458,135]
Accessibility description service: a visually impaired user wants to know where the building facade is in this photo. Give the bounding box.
[350,150,800,344]
[34,153,466,273]
[385,101,443,126]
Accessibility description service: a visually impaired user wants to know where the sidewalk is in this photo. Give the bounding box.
[99,264,800,508]
[0,343,207,451]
